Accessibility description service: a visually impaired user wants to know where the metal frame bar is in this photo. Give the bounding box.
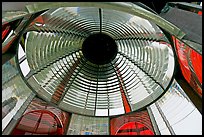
[155,102,175,135]
[168,2,202,12]
[2,92,35,135]
[146,106,161,135]
[24,2,185,39]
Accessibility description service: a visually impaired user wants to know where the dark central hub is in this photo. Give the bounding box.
[82,33,117,65]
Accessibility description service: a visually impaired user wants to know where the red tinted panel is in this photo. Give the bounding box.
[173,36,191,83]
[11,98,70,135]
[198,11,202,15]
[2,25,11,41]
[115,65,131,113]
[190,49,202,84]
[116,122,154,135]
[172,36,202,96]
[30,16,45,26]
[11,110,62,135]
[110,110,154,135]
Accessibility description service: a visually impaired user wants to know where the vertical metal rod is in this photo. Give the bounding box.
[107,80,110,116]
[84,80,91,110]
[94,65,99,116]
[155,102,176,135]
[146,107,161,135]
[99,8,102,33]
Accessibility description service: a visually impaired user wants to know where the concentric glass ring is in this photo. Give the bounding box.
[18,6,175,116]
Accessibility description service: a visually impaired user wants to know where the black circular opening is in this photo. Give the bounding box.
[82,33,118,65]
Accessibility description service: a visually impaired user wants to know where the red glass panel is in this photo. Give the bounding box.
[11,110,62,135]
[110,110,154,135]
[11,98,70,135]
[30,16,45,26]
[116,122,154,135]
[172,36,202,96]
[190,49,202,84]
[115,64,131,113]
[172,36,191,83]
[198,11,202,15]
[2,25,11,41]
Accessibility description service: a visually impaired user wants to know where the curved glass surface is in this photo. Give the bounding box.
[2,57,33,131]
[149,79,202,135]
[66,114,109,135]
[11,97,70,135]
[110,110,154,135]
[115,122,154,135]
[17,6,175,116]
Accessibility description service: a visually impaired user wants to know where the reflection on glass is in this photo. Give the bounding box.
[2,58,19,85]
[11,97,70,135]
[110,110,154,135]
[20,6,175,117]
[115,122,154,135]
[67,114,109,135]
[2,97,18,119]
[149,79,202,135]
[2,57,32,131]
